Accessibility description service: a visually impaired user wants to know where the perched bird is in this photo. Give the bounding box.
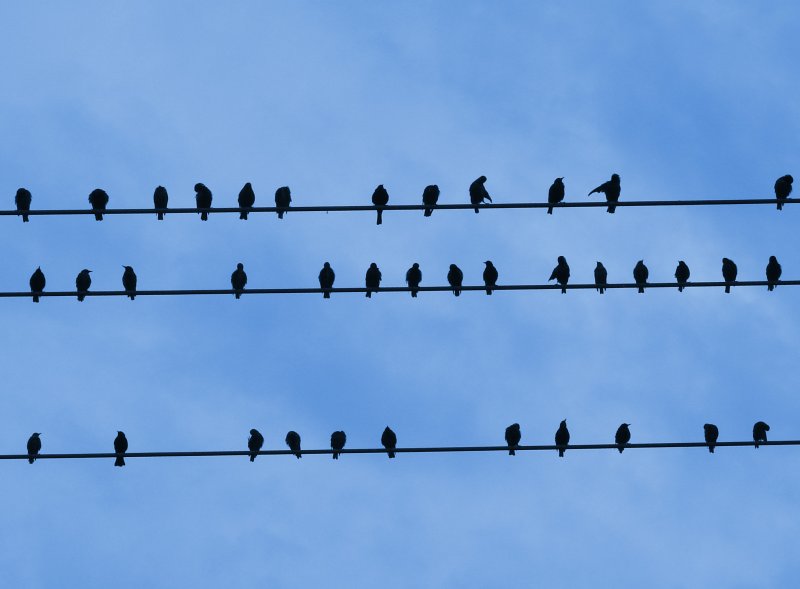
[469,175,492,213]
[615,423,631,453]
[27,432,41,464]
[238,182,255,220]
[365,263,382,298]
[319,262,335,298]
[15,188,32,222]
[766,256,782,291]
[447,264,464,296]
[594,262,608,294]
[248,429,264,462]
[76,269,92,302]
[675,261,690,292]
[231,263,247,299]
[381,426,397,459]
[633,260,649,293]
[775,175,793,211]
[555,420,570,457]
[753,421,770,449]
[703,423,719,454]
[588,173,621,213]
[422,184,440,217]
[406,263,422,297]
[122,266,137,300]
[275,186,291,219]
[194,183,212,220]
[505,423,521,456]
[372,184,389,225]
[153,185,168,220]
[29,267,46,303]
[549,256,570,294]
[547,177,565,214]
[722,258,737,293]
[331,430,346,459]
[483,261,498,295]
[285,430,302,458]
[114,431,128,467]
[88,188,109,221]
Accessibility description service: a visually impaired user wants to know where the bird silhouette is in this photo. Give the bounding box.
[29,267,45,303]
[365,263,382,298]
[633,260,648,293]
[406,263,422,297]
[588,174,621,213]
[775,175,793,211]
[547,178,565,214]
[194,183,212,220]
[766,256,782,291]
[483,261,498,295]
[319,262,335,298]
[447,264,464,296]
[372,184,389,225]
[469,176,492,213]
[238,182,255,220]
[722,258,737,293]
[615,423,631,453]
[248,429,264,462]
[231,263,247,299]
[555,420,570,457]
[331,430,346,459]
[153,186,168,220]
[381,427,397,458]
[594,262,607,294]
[753,421,770,448]
[27,432,41,464]
[76,269,92,301]
[275,186,291,219]
[675,261,690,292]
[88,188,109,221]
[703,423,719,454]
[122,266,137,300]
[15,188,31,222]
[114,431,128,467]
[285,431,302,458]
[505,423,521,456]
[422,184,440,217]
[549,256,570,294]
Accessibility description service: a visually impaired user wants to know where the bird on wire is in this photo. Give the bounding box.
[27,432,41,464]
[675,261,690,292]
[285,431,302,458]
[194,183,212,220]
[153,186,168,220]
[114,431,128,467]
[319,262,335,298]
[704,423,719,454]
[238,182,255,220]
[331,431,346,459]
[248,429,264,462]
[775,175,793,211]
[231,263,247,299]
[76,269,92,302]
[753,421,770,448]
[588,173,620,213]
[447,264,464,296]
[615,423,631,453]
[594,262,607,294]
[122,266,137,300]
[381,427,397,459]
[555,420,570,457]
[469,175,492,213]
[15,187,31,222]
[505,423,521,456]
[722,258,737,293]
[275,186,291,219]
[483,261,498,295]
[766,256,782,291]
[365,263,382,298]
[633,260,649,293]
[88,188,109,221]
[406,263,422,298]
[422,184,440,217]
[547,177,565,214]
[549,256,570,294]
[372,184,389,225]
[29,267,45,303]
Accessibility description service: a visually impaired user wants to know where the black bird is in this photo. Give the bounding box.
[331,430,346,459]
[633,260,648,293]
[88,188,109,221]
[231,263,247,299]
[406,263,422,297]
[153,185,168,220]
[122,266,137,300]
[615,423,631,453]
[555,420,570,457]
[447,264,463,296]
[547,177,565,214]
[285,431,302,458]
[372,184,389,225]
[29,267,45,303]
[594,262,607,294]
[194,182,212,220]
[753,421,770,449]
[675,261,690,292]
[15,188,32,222]
[549,256,570,294]
[27,432,41,464]
[114,431,128,467]
[422,184,439,217]
[381,426,397,458]
[722,258,737,293]
[275,186,291,219]
[483,261,498,295]
[248,429,264,462]
[775,175,793,211]
[76,269,92,302]
[469,175,492,213]
[505,423,521,456]
[588,173,621,213]
[766,256,782,291]
[365,263,382,298]
[238,182,255,220]
[319,262,335,298]
[703,423,719,454]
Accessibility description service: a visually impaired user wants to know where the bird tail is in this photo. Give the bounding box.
[201,211,208,221]
[607,204,616,214]
[323,291,330,299]
[559,448,565,458]
[32,295,39,303]
[78,293,85,302]
[508,448,515,456]
[454,289,460,297]
[755,441,759,449]
[333,452,339,460]
[249,453,256,462]
[474,206,479,213]
[28,457,35,464]
[157,212,164,220]
[23,214,29,222]
[725,285,731,294]
[678,285,684,292]
[94,213,103,221]
[388,451,395,459]
[638,286,644,294]
[278,210,285,219]
[617,446,624,454]
[424,208,432,217]
[366,291,371,298]
[562,286,567,294]
[240,211,248,220]
[411,290,417,298]
[768,284,774,292]
[235,291,241,299]
[598,287,605,294]
[294,452,302,459]
[777,201,783,211]
[128,293,135,300]
[115,455,125,467]
[376,210,383,225]
[708,445,714,454]
[486,288,492,295]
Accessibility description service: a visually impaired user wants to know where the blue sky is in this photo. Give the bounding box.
[1,1,798,587]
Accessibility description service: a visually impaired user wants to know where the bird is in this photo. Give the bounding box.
[447,264,464,296]
[88,188,109,221]
[231,263,247,299]
[381,427,397,458]
[588,173,621,213]
[722,258,737,293]
[319,262,335,298]
[406,263,422,297]
[505,423,521,456]
[275,186,291,219]
[122,266,137,300]
[775,175,793,211]
[114,431,128,467]
[76,269,92,301]
[766,256,782,291]
[615,423,631,453]
[422,184,440,217]
[594,262,607,294]
[555,420,570,457]
[633,260,649,293]
[365,263,382,298]
[372,184,389,225]
[29,267,46,303]
[469,176,492,213]
[331,430,346,459]
[15,188,31,222]
[153,186,168,220]
[753,421,770,449]
[675,261,690,292]
[27,433,41,464]
[547,177,565,214]
[483,261,498,295]
[238,182,255,220]
[285,431,302,458]
[549,256,570,294]
[248,429,264,462]
[194,183,212,220]
[703,423,719,454]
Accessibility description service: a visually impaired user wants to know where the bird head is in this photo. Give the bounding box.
[33,433,41,437]
[117,431,124,435]
[485,261,492,265]
[561,419,567,426]
[370,263,377,268]
[249,429,259,435]
[323,262,330,268]
[194,183,204,192]
[412,263,419,268]
[478,175,487,182]
[557,256,566,263]
[785,175,794,183]
[557,177,564,183]
[770,256,777,263]
[611,174,620,182]
[237,263,244,270]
